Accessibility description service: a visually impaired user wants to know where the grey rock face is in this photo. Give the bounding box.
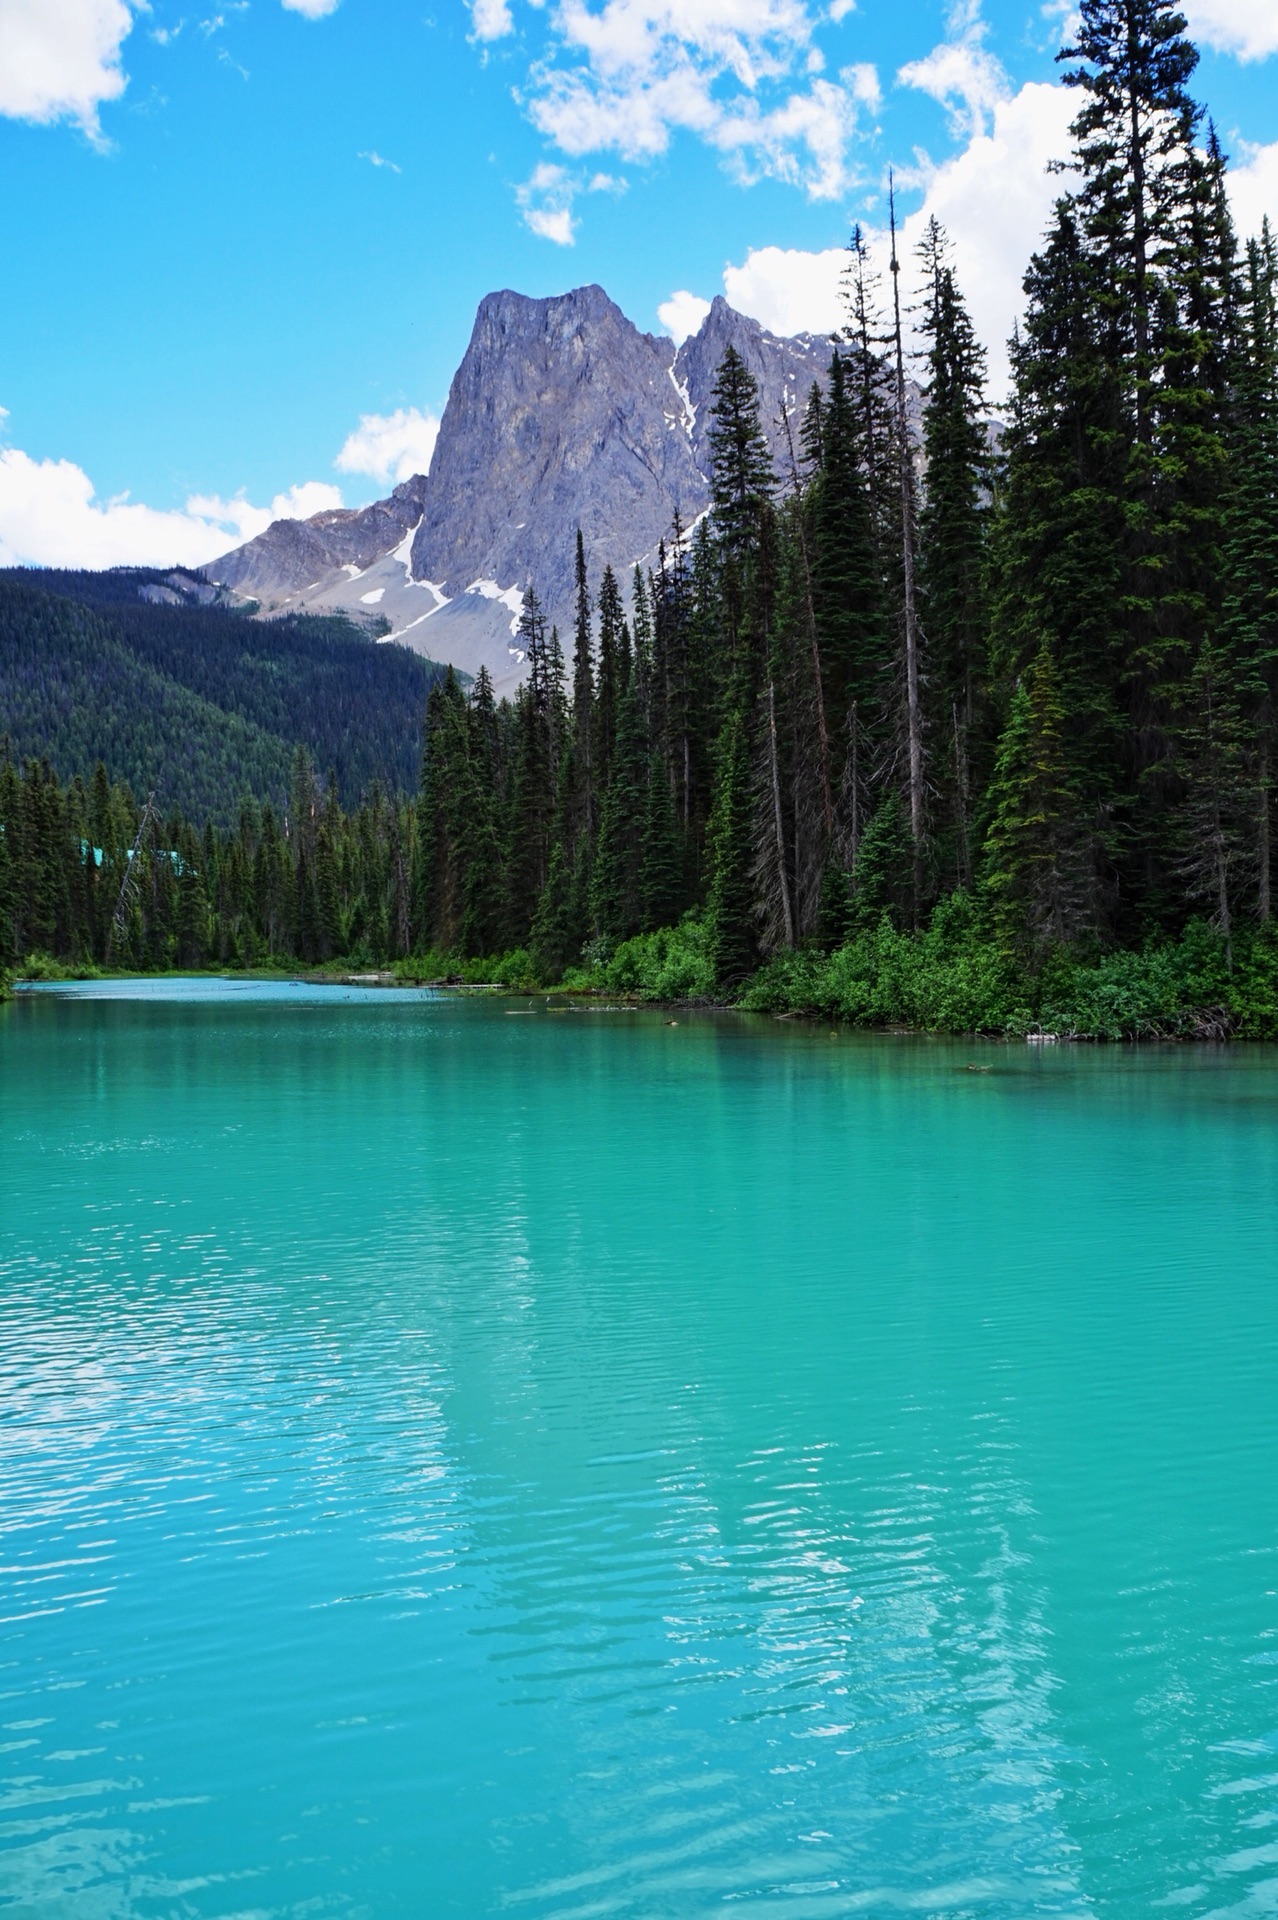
[412,285,710,616]
[203,286,843,665]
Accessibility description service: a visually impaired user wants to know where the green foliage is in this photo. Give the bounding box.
[16,951,101,983]
[707,346,775,560]
[704,709,758,985]
[982,645,1092,950]
[565,916,715,1002]
[743,894,1025,1033]
[742,904,1277,1040]
[397,946,540,989]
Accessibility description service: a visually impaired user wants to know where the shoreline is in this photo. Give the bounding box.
[4,963,1257,1045]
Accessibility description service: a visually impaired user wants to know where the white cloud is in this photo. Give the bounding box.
[516,160,580,242]
[722,79,1075,389]
[516,0,878,201]
[470,0,513,39]
[897,0,1010,139]
[531,206,578,243]
[1184,0,1278,62]
[0,0,134,135]
[898,37,1010,138]
[708,74,862,199]
[281,0,340,15]
[1230,140,1278,244]
[658,289,712,342]
[188,481,345,541]
[359,148,402,172]
[723,244,846,334]
[334,407,440,484]
[0,446,343,570]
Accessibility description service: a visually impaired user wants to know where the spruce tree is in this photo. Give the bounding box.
[983,646,1091,951]
[1175,641,1251,964]
[461,667,509,956]
[594,566,625,795]
[640,749,684,929]
[705,710,757,985]
[506,592,557,939]
[810,349,890,751]
[592,666,648,941]
[1222,224,1278,918]
[571,529,596,839]
[917,219,992,889]
[992,204,1128,935]
[707,345,774,561]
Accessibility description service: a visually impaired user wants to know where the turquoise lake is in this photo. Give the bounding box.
[3,980,1278,1919]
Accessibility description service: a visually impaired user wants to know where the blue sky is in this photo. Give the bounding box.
[1,0,1276,567]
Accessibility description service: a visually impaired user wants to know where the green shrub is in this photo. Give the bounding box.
[395,946,542,990]
[743,895,1025,1033]
[17,951,100,983]
[598,917,716,1001]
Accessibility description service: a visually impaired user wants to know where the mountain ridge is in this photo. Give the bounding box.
[204,286,841,689]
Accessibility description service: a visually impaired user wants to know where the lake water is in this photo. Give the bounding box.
[3,980,1278,1919]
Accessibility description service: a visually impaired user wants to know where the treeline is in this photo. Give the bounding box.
[0,750,423,972]
[416,0,1278,983]
[0,572,444,822]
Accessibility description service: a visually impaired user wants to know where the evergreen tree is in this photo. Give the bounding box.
[592,666,648,940]
[1176,640,1252,963]
[1059,0,1202,452]
[461,667,509,955]
[992,204,1128,934]
[810,349,890,749]
[983,646,1092,951]
[917,219,992,888]
[707,345,775,561]
[705,711,757,985]
[571,529,596,839]
[1222,224,1278,918]
[174,822,209,968]
[640,748,684,929]
[594,566,625,795]
[506,592,557,938]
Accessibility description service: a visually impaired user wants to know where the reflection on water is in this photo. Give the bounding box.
[2,982,1277,1916]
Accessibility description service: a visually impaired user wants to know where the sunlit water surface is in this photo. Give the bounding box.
[2,980,1278,1919]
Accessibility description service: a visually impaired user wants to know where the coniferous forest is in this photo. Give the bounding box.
[7,0,1278,1035]
[0,570,442,819]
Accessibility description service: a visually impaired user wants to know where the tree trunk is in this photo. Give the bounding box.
[889,178,926,916]
[1259,738,1271,923]
[779,400,834,840]
[953,695,971,889]
[768,676,796,948]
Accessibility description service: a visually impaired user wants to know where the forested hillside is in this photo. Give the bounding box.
[0,571,445,820]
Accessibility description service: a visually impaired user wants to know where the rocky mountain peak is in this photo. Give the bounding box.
[204,283,842,689]
[409,283,702,618]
